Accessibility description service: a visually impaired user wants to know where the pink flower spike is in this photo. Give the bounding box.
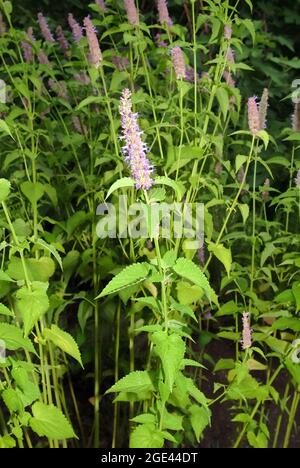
[157,0,173,26]
[37,12,55,43]
[124,0,139,26]
[242,312,252,350]
[171,47,186,80]
[83,16,102,68]
[248,96,260,135]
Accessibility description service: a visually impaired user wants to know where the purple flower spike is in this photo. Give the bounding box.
[68,13,83,43]
[248,97,260,135]
[124,0,139,26]
[119,89,154,191]
[37,12,55,43]
[171,47,186,80]
[83,16,102,68]
[157,0,173,26]
[95,0,106,12]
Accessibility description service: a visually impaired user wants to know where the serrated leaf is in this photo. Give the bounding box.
[0,323,35,352]
[16,282,49,336]
[106,371,155,394]
[208,243,232,277]
[44,325,83,367]
[130,424,164,449]
[30,402,77,440]
[36,239,63,270]
[96,263,150,298]
[0,303,14,317]
[0,121,14,139]
[21,181,44,205]
[131,414,156,425]
[151,332,185,392]
[2,388,23,413]
[189,405,211,442]
[173,258,216,303]
[0,178,11,203]
[216,87,229,118]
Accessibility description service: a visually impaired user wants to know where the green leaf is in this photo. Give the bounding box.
[7,257,55,282]
[208,243,232,277]
[176,281,204,305]
[16,282,49,336]
[216,87,229,118]
[75,95,102,111]
[0,120,14,139]
[0,303,14,317]
[292,283,300,312]
[36,239,63,270]
[272,317,300,332]
[189,405,211,442]
[0,178,11,203]
[214,358,235,372]
[131,414,156,425]
[243,18,256,44]
[215,300,238,317]
[105,177,134,199]
[173,258,216,303]
[44,325,83,367]
[235,155,248,173]
[130,424,164,449]
[96,263,150,298]
[283,133,300,142]
[0,270,14,282]
[21,181,45,205]
[30,402,77,440]
[106,371,155,394]
[0,435,16,448]
[0,323,35,352]
[151,332,185,392]
[154,176,184,201]
[2,388,23,413]
[239,204,250,224]
[257,130,270,149]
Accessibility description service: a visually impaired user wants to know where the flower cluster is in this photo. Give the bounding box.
[259,88,269,130]
[56,26,69,53]
[248,97,260,135]
[68,13,83,43]
[124,0,139,26]
[242,312,252,350]
[157,0,173,26]
[171,47,186,80]
[37,12,55,43]
[119,89,154,190]
[292,102,300,132]
[95,0,106,12]
[83,16,102,68]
